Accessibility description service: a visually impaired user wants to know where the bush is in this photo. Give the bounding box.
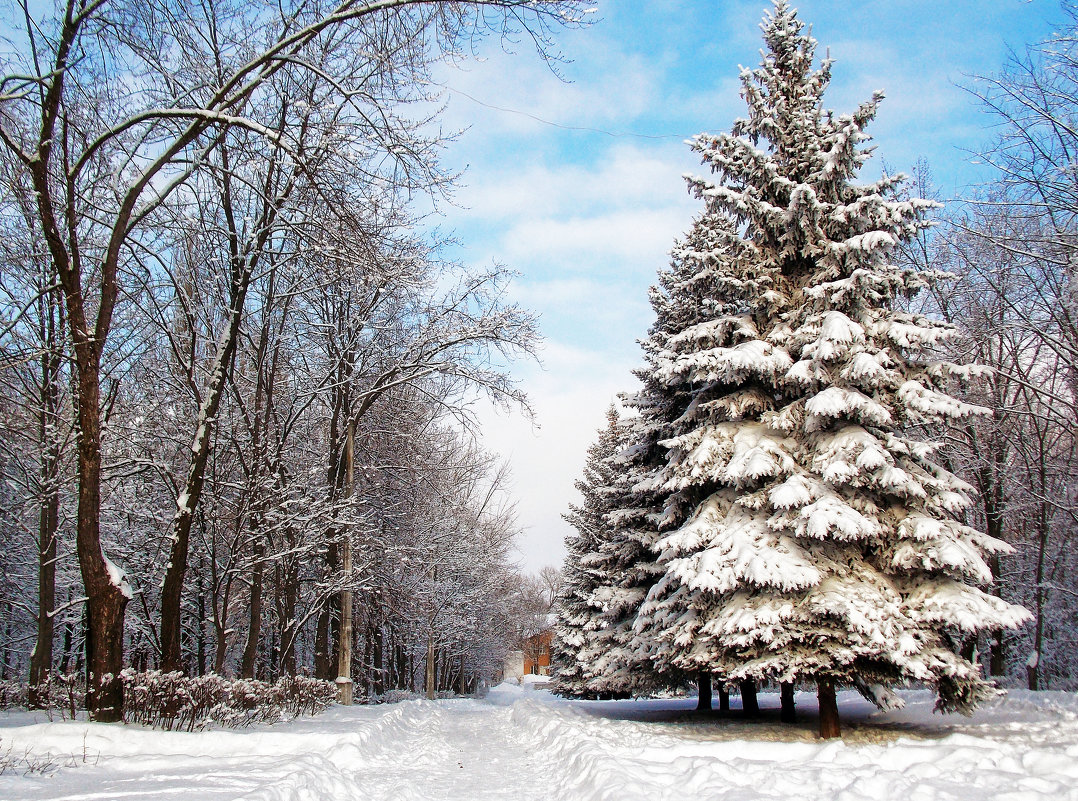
[0,672,336,731]
[120,671,337,730]
[0,680,27,709]
[0,674,85,718]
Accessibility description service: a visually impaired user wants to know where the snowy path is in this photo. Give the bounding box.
[3,684,1078,800]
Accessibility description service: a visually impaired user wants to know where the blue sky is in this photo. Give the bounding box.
[428,0,1069,573]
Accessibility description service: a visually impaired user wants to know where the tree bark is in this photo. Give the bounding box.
[160,266,255,672]
[780,681,796,723]
[29,448,59,703]
[695,672,712,712]
[75,359,129,721]
[314,550,339,681]
[30,113,129,720]
[718,685,730,713]
[278,556,300,678]
[817,679,840,739]
[29,284,63,708]
[337,421,355,703]
[240,530,264,679]
[425,633,436,700]
[739,678,759,718]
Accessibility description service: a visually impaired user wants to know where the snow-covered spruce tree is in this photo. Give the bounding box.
[633,0,1028,738]
[580,210,735,703]
[551,405,622,698]
[582,401,673,699]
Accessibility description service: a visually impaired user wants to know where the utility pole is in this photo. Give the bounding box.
[336,421,355,705]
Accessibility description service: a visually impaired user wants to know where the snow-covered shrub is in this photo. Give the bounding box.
[0,680,27,709]
[0,674,85,718]
[120,671,337,730]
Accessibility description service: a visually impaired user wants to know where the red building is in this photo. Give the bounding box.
[522,629,553,676]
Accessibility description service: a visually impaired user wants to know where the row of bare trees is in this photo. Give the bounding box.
[0,0,585,719]
[896,8,1078,690]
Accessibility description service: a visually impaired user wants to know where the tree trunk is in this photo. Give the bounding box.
[278,557,300,678]
[314,601,334,680]
[739,679,759,718]
[337,422,355,704]
[75,361,128,721]
[371,621,384,696]
[160,336,244,673]
[212,574,232,676]
[780,681,796,723]
[29,295,63,708]
[240,531,264,678]
[456,654,467,696]
[1029,488,1050,691]
[58,599,75,675]
[313,542,340,681]
[980,432,1007,678]
[425,633,436,700]
[195,560,207,676]
[29,460,60,706]
[989,625,1006,676]
[696,672,712,712]
[817,679,840,739]
[718,685,729,713]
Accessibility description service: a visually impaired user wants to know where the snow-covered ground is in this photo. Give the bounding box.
[2,683,1076,800]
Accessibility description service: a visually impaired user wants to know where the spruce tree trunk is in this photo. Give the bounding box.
[739,679,759,717]
[696,672,712,712]
[817,679,840,739]
[780,681,796,723]
[718,686,730,713]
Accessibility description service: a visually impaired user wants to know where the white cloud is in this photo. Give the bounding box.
[475,341,639,573]
[498,207,687,268]
[452,140,697,219]
[434,43,666,140]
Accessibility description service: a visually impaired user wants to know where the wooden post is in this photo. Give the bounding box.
[336,422,355,706]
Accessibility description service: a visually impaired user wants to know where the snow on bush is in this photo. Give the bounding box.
[120,671,337,730]
[0,681,27,710]
[0,672,336,730]
[0,674,85,719]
